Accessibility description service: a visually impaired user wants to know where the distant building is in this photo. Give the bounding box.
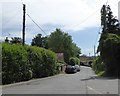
[56,53,64,61]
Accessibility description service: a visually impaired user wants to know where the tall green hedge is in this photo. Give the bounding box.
[2,43,32,84]
[2,43,58,85]
[27,46,57,78]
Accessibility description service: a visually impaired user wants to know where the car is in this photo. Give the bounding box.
[88,61,93,67]
[80,61,85,66]
[74,65,80,72]
[65,65,77,74]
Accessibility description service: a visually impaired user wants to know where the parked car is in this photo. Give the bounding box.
[74,65,80,72]
[65,65,77,74]
[80,62,85,66]
[88,61,93,67]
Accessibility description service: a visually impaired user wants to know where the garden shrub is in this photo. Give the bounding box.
[2,43,58,84]
[2,43,32,84]
[27,46,57,78]
[92,56,105,75]
[69,57,80,66]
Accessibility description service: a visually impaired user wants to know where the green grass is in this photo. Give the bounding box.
[97,71,105,77]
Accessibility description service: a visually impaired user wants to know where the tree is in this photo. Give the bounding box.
[5,37,9,43]
[100,5,119,34]
[101,34,120,77]
[31,34,42,47]
[10,37,22,44]
[48,28,81,63]
[97,5,120,77]
[31,34,48,49]
[98,5,120,53]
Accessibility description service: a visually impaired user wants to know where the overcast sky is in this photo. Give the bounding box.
[1,0,120,56]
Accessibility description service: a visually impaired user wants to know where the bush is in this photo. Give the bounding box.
[92,56,105,75]
[2,43,58,84]
[69,57,80,66]
[101,33,120,77]
[2,43,32,84]
[27,46,57,78]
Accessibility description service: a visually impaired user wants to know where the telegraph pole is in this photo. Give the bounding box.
[94,45,96,57]
[22,4,26,45]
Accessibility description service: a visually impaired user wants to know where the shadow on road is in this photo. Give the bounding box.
[80,76,118,81]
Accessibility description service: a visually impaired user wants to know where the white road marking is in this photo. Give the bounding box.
[87,86,103,94]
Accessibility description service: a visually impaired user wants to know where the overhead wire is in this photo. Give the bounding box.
[68,8,100,28]
[27,14,47,35]
[20,0,48,38]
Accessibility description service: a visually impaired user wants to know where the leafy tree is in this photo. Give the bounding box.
[31,34,42,47]
[72,43,81,58]
[48,28,81,63]
[10,37,22,44]
[5,37,9,43]
[31,34,48,49]
[97,5,120,77]
[100,5,119,34]
[98,5,120,53]
[101,34,120,77]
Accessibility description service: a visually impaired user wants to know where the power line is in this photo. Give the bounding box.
[69,8,100,28]
[27,14,47,35]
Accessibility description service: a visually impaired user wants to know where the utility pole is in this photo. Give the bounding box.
[94,45,96,57]
[22,4,26,45]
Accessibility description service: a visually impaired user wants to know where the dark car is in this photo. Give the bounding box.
[65,65,77,74]
[80,62,85,66]
[74,65,80,72]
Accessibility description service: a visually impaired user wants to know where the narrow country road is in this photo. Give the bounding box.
[2,66,118,94]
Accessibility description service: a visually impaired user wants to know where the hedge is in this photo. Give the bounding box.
[2,43,32,84]
[92,56,105,76]
[26,46,57,78]
[69,57,80,66]
[2,43,58,85]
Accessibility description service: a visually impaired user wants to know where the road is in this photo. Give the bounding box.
[2,66,118,94]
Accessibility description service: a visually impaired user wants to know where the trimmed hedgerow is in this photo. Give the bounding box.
[26,46,57,78]
[2,43,58,85]
[2,43,32,84]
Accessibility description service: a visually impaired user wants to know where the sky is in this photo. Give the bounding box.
[1,0,120,56]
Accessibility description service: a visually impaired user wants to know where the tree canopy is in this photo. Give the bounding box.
[97,5,120,77]
[48,28,81,63]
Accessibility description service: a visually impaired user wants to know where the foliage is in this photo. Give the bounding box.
[48,28,81,63]
[2,43,32,84]
[2,43,59,84]
[10,37,22,44]
[5,37,9,43]
[100,33,120,77]
[27,46,57,78]
[31,34,48,49]
[97,5,120,78]
[69,57,80,66]
[92,56,105,75]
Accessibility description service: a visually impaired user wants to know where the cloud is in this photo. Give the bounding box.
[2,0,119,32]
[1,0,120,55]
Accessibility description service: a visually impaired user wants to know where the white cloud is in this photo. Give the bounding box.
[2,0,120,32]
